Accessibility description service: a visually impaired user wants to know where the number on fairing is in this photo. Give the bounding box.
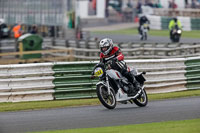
[94,67,104,77]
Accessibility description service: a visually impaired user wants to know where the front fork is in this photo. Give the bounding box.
[106,74,111,95]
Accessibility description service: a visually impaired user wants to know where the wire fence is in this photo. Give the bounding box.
[0,0,74,26]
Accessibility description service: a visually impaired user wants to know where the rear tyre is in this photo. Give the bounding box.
[140,35,143,40]
[144,32,147,40]
[133,89,148,107]
[96,84,116,109]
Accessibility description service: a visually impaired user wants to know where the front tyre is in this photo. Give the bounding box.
[133,89,148,107]
[96,84,116,109]
[175,35,180,42]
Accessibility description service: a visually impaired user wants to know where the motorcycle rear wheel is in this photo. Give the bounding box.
[96,84,116,109]
[133,89,148,107]
[144,32,147,40]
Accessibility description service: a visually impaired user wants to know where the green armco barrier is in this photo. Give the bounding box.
[1,58,200,102]
[185,57,200,70]
[191,18,200,30]
[51,58,200,100]
[55,90,97,100]
[185,65,200,71]
[53,62,95,73]
[161,16,171,30]
[186,79,200,89]
[148,15,198,31]
[185,57,200,89]
[53,62,98,99]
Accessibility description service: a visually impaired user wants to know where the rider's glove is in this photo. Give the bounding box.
[90,75,95,79]
[100,58,106,64]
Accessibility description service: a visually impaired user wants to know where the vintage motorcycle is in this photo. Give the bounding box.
[91,62,148,109]
[140,23,149,41]
[171,25,182,42]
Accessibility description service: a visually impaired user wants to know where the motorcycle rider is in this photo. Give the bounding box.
[99,38,141,96]
[138,14,150,38]
[0,19,9,39]
[168,17,182,40]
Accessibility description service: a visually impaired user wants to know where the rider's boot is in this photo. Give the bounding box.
[123,72,141,96]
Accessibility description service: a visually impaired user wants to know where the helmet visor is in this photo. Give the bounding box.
[101,46,108,52]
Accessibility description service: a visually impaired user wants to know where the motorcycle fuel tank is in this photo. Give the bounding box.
[106,69,122,80]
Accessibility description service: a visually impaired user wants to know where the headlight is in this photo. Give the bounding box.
[177,30,182,34]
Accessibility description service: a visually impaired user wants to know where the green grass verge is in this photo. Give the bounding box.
[148,89,200,100]
[0,98,100,112]
[29,118,200,133]
[0,89,200,112]
[94,28,200,38]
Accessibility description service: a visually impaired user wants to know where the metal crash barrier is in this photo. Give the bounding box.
[0,57,200,102]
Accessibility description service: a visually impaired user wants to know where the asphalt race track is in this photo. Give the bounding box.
[91,33,200,44]
[0,97,200,133]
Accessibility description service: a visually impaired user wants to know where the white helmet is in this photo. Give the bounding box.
[0,18,5,25]
[99,38,113,55]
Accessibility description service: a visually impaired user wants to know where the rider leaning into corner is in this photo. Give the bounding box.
[99,38,141,96]
[168,17,182,40]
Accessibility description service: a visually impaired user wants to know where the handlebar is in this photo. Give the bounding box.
[142,71,146,75]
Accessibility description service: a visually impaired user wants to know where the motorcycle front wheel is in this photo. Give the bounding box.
[96,84,116,109]
[174,35,180,42]
[133,89,148,107]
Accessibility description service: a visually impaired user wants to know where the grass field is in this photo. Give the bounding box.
[0,89,200,112]
[94,28,200,38]
[29,118,200,133]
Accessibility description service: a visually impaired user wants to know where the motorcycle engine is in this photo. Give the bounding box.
[120,79,130,92]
